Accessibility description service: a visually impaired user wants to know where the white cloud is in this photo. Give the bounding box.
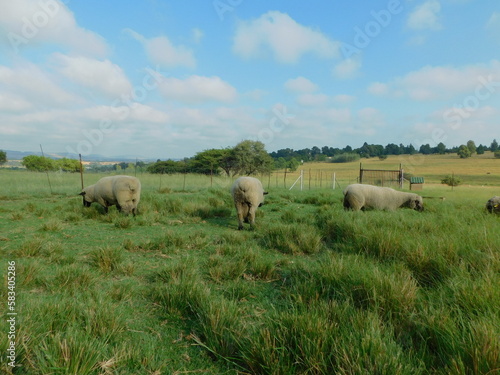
[333,57,362,80]
[53,54,132,98]
[125,29,196,68]
[297,93,329,107]
[333,94,356,105]
[0,63,78,107]
[284,77,318,93]
[0,0,107,56]
[367,61,500,101]
[367,82,390,96]
[233,11,340,63]
[157,75,237,104]
[407,0,442,31]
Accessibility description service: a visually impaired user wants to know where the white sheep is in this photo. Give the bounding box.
[486,196,500,214]
[79,175,141,216]
[231,176,268,230]
[343,183,424,212]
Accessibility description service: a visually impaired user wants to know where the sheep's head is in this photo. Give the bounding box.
[409,196,424,211]
[79,186,94,207]
[119,199,138,216]
[486,196,500,213]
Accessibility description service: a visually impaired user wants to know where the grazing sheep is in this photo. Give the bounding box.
[79,175,141,216]
[231,176,268,230]
[343,184,424,212]
[486,196,500,214]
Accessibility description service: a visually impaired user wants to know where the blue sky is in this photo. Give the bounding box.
[0,0,499,159]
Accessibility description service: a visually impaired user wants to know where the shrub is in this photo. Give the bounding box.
[331,153,360,163]
[441,175,462,187]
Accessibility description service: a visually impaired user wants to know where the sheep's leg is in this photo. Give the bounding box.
[248,204,257,228]
[236,203,245,230]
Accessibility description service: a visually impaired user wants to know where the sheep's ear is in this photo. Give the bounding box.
[263,192,269,195]
[79,191,86,196]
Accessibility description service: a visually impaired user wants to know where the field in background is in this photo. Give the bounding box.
[1,157,499,374]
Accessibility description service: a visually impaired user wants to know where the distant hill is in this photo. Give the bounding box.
[4,150,153,163]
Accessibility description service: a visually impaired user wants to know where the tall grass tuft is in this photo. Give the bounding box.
[259,223,323,255]
[88,246,123,272]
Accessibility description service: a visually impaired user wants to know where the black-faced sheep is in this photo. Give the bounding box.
[231,176,268,230]
[343,183,424,212]
[486,196,500,214]
[79,175,141,216]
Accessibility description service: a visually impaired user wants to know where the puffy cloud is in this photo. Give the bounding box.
[296,93,329,107]
[53,54,132,98]
[233,11,340,63]
[284,76,318,93]
[157,75,237,104]
[367,61,500,101]
[407,0,442,31]
[0,63,78,107]
[125,29,196,68]
[333,57,362,80]
[0,0,108,56]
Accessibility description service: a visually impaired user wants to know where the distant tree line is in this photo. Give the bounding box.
[7,137,500,175]
[269,139,500,162]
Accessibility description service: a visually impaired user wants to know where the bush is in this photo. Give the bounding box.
[494,150,500,159]
[441,175,462,187]
[331,153,360,163]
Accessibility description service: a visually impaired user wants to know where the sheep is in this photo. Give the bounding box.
[231,176,268,230]
[343,183,424,212]
[486,196,500,214]
[79,175,141,216]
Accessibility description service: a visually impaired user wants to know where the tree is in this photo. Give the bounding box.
[189,148,229,175]
[436,142,446,155]
[457,145,472,159]
[147,160,182,174]
[0,150,6,165]
[494,150,500,159]
[490,139,498,152]
[419,144,432,155]
[476,144,486,155]
[22,155,56,171]
[466,140,476,155]
[231,140,274,175]
[56,158,80,172]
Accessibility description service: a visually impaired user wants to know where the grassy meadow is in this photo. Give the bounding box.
[1,154,499,374]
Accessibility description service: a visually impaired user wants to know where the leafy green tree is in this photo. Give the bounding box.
[457,145,472,159]
[476,144,486,155]
[55,158,80,172]
[147,160,182,174]
[231,140,273,175]
[287,158,300,172]
[436,142,446,155]
[466,140,476,155]
[22,155,56,171]
[189,148,231,175]
[0,150,6,165]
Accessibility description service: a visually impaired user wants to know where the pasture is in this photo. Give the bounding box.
[1,155,499,374]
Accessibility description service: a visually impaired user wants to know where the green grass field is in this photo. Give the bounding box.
[1,157,499,374]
